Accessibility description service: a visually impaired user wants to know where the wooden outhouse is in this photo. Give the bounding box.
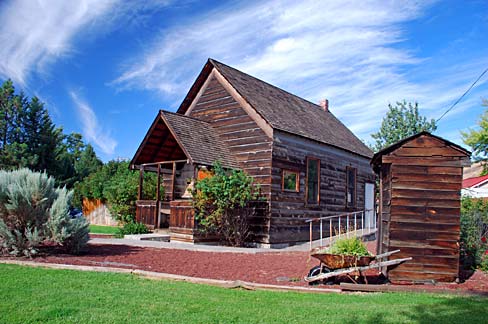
[371,132,470,283]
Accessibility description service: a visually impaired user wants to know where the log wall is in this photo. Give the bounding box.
[378,134,469,283]
[187,74,272,243]
[270,131,375,244]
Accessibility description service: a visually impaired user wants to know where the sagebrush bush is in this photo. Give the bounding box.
[0,169,89,256]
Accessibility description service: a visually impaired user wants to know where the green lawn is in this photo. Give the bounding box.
[0,264,487,323]
[89,224,120,234]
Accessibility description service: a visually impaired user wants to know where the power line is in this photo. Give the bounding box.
[436,67,488,123]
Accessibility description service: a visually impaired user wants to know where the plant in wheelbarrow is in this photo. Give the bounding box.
[308,237,372,285]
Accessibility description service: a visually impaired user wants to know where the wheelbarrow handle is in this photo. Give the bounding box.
[374,249,400,260]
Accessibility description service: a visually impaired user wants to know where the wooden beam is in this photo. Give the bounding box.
[171,161,176,200]
[141,159,189,167]
[156,163,162,228]
[138,166,144,200]
[149,128,171,162]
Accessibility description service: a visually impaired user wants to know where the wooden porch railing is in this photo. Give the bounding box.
[135,200,158,229]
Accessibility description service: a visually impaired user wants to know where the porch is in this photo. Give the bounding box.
[134,159,205,243]
[130,110,239,243]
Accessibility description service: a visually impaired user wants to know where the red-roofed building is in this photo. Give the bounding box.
[462,175,488,198]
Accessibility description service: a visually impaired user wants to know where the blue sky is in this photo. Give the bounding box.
[0,0,487,161]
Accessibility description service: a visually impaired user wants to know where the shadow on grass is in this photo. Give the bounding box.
[344,294,488,324]
[35,243,146,258]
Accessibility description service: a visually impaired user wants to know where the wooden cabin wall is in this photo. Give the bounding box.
[173,163,195,199]
[187,74,273,243]
[380,135,466,283]
[159,164,195,201]
[270,131,375,244]
[378,163,392,257]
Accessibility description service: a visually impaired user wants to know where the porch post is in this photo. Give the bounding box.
[138,166,144,200]
[156,163,161,228]
[171,161,176,200]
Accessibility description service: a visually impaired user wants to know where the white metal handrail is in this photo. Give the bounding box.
[305,209,376,250]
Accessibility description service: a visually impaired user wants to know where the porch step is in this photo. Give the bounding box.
[124,233,170,242]
[169,227,195,244]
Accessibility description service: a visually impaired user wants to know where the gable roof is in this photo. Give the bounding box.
[131,110,238,169]
[178,58,373,158]
[462,174,488,189]
[371,131,471,167]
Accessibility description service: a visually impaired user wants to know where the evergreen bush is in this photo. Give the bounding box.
[0,169,89,256]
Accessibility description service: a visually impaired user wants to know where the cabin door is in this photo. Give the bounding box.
[364,183,375,229]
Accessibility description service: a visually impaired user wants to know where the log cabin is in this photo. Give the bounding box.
[371,132,470,283]
[130,58,375,247]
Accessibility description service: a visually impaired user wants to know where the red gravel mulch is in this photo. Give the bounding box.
[2,242,487,294]
[4,244,312,286]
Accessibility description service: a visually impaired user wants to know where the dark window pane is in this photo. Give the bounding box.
[283,170,298,191]
[307,159,319,204]
[346,167,356,208]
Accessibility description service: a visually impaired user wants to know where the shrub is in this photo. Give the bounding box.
[73,161,158,223]
[460,197,488,269]
[327,237,371,257]
[115,222,149,238]
[0,169,89,256]
[481,252,488,273]
[193,162,260,246]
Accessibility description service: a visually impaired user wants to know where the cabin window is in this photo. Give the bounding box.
[306,158,320,204]
[346,166,357,208]
[282,170,299,192]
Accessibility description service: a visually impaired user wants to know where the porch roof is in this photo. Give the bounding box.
[131,110,239,169]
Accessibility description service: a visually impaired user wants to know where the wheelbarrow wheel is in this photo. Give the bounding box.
[307,265,332,285]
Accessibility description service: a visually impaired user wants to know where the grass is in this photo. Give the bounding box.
[0,264,487,323]
[89,225,120,235]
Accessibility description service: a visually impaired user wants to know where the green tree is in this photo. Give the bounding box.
[0,80,17,153]
[23,96,62,175]
[75,144,102,179]
[461,99,488,162]
[0,79,102,189]
[371,100,437,151]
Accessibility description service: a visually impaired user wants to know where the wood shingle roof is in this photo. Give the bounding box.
[179,59,373,158]
[160,111,239,168]
[130,110,238,169]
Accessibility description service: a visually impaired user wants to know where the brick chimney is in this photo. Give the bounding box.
[319,99,329,112]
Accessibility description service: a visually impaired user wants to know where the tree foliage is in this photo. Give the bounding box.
[193,162,260,246]
[0,169,89,257]
[371,100,437,152]
[0,79,102,188]
[461,99,488,164]
[460,197,488,270]
[73,161,157,223]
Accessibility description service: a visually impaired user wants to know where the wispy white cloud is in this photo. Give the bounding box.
[69,90,117,156]
[112,0,487,142]
[0,0,173,86]
[0,0,116,85]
